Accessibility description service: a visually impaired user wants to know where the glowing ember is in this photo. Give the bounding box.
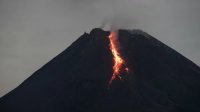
[108,31,126,86]
[125,67,129,72]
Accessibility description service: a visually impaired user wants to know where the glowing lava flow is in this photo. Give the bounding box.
[108,31,126,86]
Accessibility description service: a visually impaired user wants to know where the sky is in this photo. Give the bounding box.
[0,0,200,97]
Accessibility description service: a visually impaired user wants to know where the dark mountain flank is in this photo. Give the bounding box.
[1,28,200,112]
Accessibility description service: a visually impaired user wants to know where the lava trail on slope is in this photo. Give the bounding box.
[108,30,128,87]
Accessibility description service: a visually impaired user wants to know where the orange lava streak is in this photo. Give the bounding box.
[108,31,124,86]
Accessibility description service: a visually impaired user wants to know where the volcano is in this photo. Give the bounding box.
[1,28,200,112]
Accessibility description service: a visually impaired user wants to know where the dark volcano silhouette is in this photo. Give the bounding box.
[1,28,200,112]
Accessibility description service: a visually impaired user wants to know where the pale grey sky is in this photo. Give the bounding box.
[0,0,200,97]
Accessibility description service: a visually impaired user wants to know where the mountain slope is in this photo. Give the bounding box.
[0,28,200,112]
